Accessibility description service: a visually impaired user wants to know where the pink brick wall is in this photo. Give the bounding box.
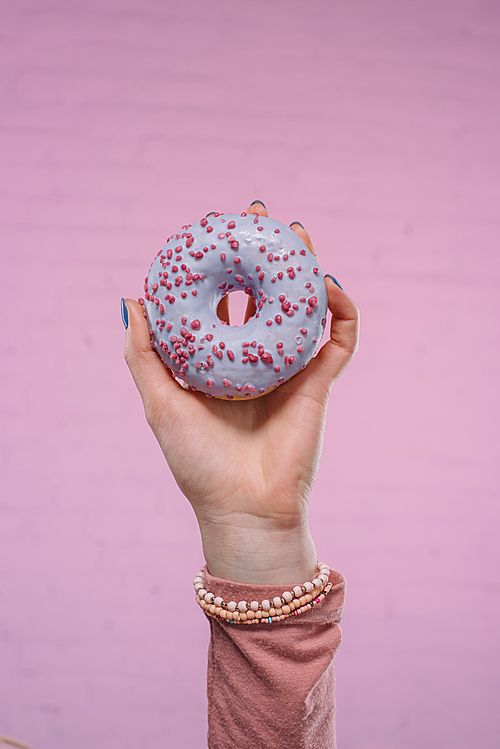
[1,1,499,747]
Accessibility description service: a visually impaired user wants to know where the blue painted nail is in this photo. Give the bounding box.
[121,298,129,329]
[250,200,266,209]
[325,274,343,291]
[290,221,305,230]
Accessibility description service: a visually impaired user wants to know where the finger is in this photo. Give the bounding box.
[217,296,230,325]
[123,298,185,419]
[290,221,317,258]
[243,201,268,321]
[300,276,359,396]
[245,200,268,217]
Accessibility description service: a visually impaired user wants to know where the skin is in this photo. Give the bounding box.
[124,202,359,585]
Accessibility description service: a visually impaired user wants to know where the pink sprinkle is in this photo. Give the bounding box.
[167,249,173,259]
[266,320,273,326]
[227,350,234,361]
[205,334,213,341]
[166,323,172,331]
[223,379,232,387]
[260,352,273,364]
[228,221,236,229]
[182,317,187,324]
[218,233,225,239]
[195,251,203,259]
[206,379,214,388]
[236,385,242,391]
[313,267,319,274]
[248,354,258,363]
[258,226,263,231]
[274,228,280,233]
[267,253,273,261]
[242,357,249,363]
[274,365,280,372]
[306,306,313,315]
[308,296,318,307]
[191,319,201,330]
[231,241,239,249]
[181,292,187,298]
[234,257,241,264]
[200,218,208,227]
[300,328,307,335]
[186,237,194,247]
[220,252,226,261]
[207,226,213,233]
[297,346,304,353]
[251,341,257,347]
[259,245,266,252]
[275,315,282,324]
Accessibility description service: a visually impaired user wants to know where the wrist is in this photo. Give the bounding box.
[197,512,318,585]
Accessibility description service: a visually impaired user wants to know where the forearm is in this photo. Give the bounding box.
[202,567,345,749]
[196,510,318,585]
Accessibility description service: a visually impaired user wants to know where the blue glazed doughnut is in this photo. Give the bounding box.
[142,212,327,399]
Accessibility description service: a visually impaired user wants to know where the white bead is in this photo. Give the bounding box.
[214,596,223,607]
[282,591,293,602]
[227,601,237,612]
[273,596,282,608]
[304,581,314,592]
[250,601,259,611]
[204,592,214,603]
[198,588,207,598]
[237,600,247,612]
[293,585,303,597]
[194,582,203,591]
[193,577,203,585]
[262,599,270,611]
[312,578,321,588]
[319,574,328,584]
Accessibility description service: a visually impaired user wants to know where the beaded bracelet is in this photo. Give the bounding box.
[193,561,332,624]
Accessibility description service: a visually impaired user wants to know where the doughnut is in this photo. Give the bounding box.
[142,212,327,399]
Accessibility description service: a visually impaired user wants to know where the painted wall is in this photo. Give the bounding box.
[1,1,499,747]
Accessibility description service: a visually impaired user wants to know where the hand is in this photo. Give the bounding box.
[123,202,359,584]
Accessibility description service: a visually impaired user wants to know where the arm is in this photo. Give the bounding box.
[123,201,359,746]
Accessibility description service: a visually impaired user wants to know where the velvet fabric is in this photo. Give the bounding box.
[203,569,345,748]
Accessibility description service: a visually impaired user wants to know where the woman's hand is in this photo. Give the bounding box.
[124,202,359,584]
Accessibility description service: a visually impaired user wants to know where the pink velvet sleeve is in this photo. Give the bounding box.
[202,568,345,749]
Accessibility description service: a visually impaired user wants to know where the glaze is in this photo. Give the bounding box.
[142,212,327,399]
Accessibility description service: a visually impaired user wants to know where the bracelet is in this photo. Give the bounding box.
[193,561,332,624]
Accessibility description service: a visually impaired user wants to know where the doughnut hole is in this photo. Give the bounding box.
[217,290,256,327]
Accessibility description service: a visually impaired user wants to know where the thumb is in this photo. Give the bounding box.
[122,298,182,424]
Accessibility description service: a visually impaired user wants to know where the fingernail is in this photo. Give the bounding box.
[250,200,266,209]
[206,211,216,218]
[290,221,305,230]
[121,298,129,329]
[325,274,343,291]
